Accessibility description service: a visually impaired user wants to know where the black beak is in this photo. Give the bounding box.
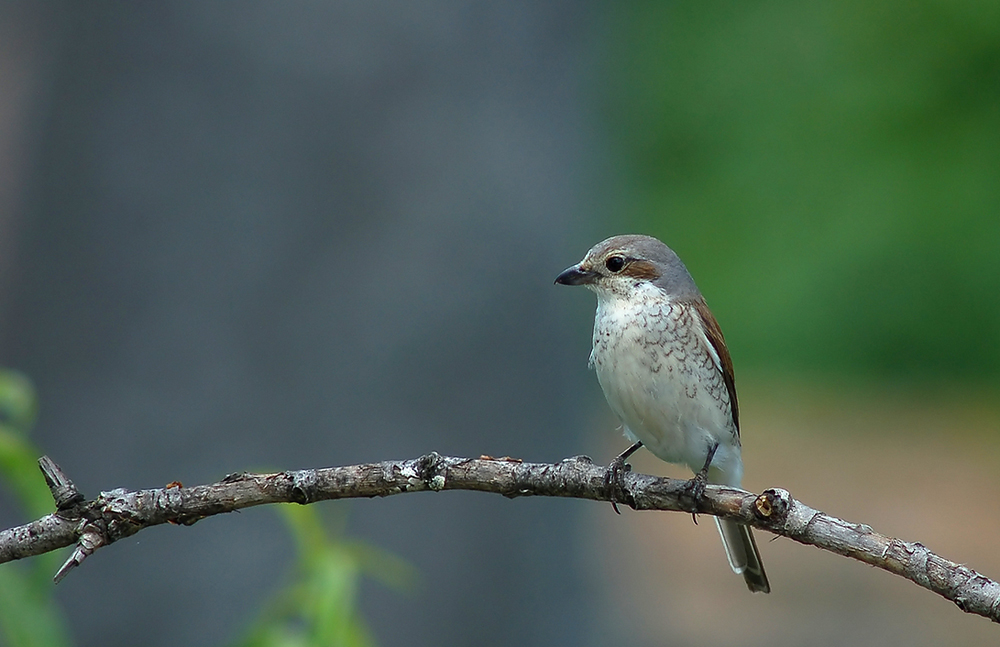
[554,264,597,286]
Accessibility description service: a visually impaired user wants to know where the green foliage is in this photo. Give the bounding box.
[605,1,1000,380]
[231,505,415,647]
[0,370,73,647]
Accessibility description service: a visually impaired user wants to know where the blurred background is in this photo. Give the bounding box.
[0,2,998,646]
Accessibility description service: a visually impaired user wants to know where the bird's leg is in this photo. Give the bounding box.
[683,441,719,523]
[605,440,643,515]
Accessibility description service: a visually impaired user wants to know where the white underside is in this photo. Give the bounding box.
[589,284,743,487]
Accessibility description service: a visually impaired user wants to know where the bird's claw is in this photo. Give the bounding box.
[682,471,709,523]
[604,455,632,514]
[683,441,719,523]
[605,440,643,514]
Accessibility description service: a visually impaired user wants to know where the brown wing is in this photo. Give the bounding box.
[692,298,739,436]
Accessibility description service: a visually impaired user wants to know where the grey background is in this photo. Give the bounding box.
[0,3,613,646]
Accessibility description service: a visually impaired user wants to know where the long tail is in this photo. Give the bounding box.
[715,518,770,593]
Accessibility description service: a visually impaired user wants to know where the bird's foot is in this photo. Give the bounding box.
[682,442,719,523]
[605,440,643,514]
[681,472,708,523]
[604,456,631,515]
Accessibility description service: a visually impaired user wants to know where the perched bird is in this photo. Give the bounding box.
[555,234,770,593]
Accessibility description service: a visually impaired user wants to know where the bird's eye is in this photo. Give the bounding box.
[605,255,626,273]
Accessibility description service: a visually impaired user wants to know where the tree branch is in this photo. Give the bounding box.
[2,454,999,623]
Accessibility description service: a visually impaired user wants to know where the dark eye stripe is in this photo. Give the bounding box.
[620,259,659,281]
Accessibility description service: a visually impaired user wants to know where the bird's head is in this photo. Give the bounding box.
[554,234,701,301]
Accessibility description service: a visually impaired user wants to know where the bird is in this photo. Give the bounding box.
[555,234,770,593]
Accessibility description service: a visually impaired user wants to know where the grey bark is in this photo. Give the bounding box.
[3,454,998,624]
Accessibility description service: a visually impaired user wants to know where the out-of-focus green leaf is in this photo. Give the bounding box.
[0,370,61,578]
[0,569,72,647]
[0,428,56,524]
[0,370,50,520]
[0,369,73,647]
[347,541,417,594]
[0,371,38,433]
[232,504,412,647]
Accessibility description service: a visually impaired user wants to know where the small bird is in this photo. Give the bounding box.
[555,234,769,593]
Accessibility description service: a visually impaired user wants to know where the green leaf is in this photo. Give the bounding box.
[231,504,408,647]
[0,371,37,434]
[0,568,72,647]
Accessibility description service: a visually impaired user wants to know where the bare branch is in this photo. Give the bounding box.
[2,453,999,624]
